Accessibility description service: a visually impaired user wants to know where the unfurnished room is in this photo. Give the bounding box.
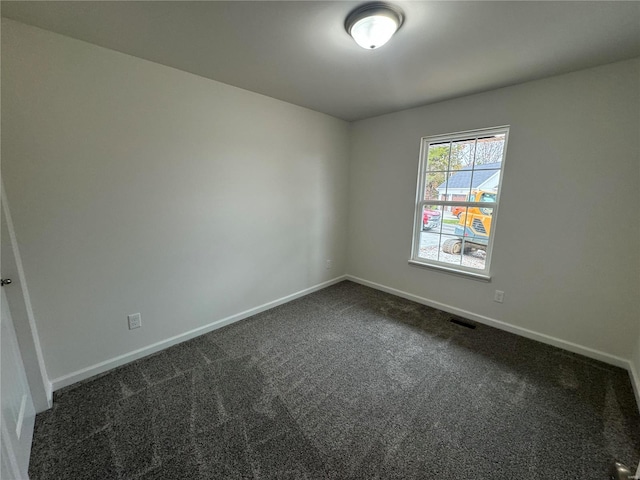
[1,1,639,479]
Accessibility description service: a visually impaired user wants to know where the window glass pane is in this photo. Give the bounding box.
[460,206,493,244]
[442,207,465,241]
[421,205,443,233]
[424,172,444,201]
[469,169,500,193]
[427,142,451,172]
[445,168,473,199]
[451,138,476,170]
[438,234,463,266]
[474,134,505,168]
[479,191,497,204]
[417,232,441,262]
[449,205,468,220]
[461,249,487,269]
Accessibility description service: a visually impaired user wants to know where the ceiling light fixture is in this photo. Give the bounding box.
[345,2,404,50]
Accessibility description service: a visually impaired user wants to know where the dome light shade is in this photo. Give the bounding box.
[345,3,404,50]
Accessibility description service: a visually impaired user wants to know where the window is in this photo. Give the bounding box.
[409,126,509,279]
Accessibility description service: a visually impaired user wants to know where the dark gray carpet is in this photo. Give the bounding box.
[29,281,640,479]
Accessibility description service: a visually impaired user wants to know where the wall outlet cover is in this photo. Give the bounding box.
[127,313,141,330]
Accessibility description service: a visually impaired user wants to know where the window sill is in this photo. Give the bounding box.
[408,259,491,282]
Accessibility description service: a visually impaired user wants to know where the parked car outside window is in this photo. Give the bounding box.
[422,208,441,231]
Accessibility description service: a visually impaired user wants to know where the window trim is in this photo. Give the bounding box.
[409,125,510,279]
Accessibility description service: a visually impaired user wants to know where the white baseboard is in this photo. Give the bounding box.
[346,275,630,370]
[51,275,347,391]
[45,381,53,409]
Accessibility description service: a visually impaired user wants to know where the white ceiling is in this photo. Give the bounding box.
[2,1,640,121]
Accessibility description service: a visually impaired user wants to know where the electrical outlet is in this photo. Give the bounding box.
[325,259,332,269]
[128,313,142,330]
[494,290,504,303]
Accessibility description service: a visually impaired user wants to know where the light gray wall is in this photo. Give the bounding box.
[347,58,640,361]
[3,17,640,387]
[1,19,350,381]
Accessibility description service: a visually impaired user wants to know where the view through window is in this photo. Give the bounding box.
[410,126,509,277]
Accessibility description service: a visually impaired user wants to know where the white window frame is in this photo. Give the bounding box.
[409,126,510,280]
